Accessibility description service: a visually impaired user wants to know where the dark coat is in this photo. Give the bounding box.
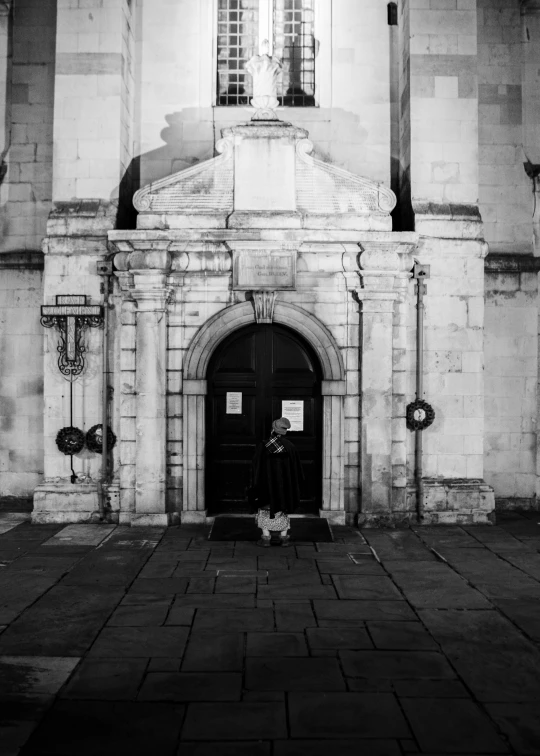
[251,436,304,517]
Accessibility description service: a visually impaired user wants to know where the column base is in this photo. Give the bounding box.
[180,510,208,525]
[131,512,179,527]
[32,483,100,524]
[319,509,346,525]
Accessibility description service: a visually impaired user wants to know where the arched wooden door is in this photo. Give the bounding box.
[206,323,322,515]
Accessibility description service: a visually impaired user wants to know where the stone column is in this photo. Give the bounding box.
[129,266,172,526]
[113,246,173,526]
[357,243,400,524]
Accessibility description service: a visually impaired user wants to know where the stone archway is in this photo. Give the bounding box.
[181,300,347,523]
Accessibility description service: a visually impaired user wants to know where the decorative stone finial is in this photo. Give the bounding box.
[246,39,282,120]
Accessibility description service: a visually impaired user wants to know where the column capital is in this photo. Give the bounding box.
[355,291,399,313]
[131,271,173,312]
[113,245,172,274]
[358,240,416,293]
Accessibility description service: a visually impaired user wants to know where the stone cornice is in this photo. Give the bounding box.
[108,229,418,245]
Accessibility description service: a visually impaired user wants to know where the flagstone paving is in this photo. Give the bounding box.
[0,511,540,753]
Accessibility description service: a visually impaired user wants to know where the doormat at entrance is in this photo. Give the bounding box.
[208,516,333,542]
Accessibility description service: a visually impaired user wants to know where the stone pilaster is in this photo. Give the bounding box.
[114,246,173,525]
[33,202,117,524]
[131,274,171,525]
[356,243,400,522]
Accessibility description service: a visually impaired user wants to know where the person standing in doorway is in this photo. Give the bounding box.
[251,417,304,547]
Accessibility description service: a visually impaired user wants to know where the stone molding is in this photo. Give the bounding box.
[183,380,207,396]
[0,3,12,16]
[321,380,346,396]
[183,300,345,381]
[222,122,308,140]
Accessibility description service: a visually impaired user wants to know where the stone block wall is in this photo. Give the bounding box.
[477,0,532,254]
[53,0,134,202]
[407,236,486,483]
[408,0,479,206]
[40,203,116,489]
[0,256,44,497]
[0,0,56,253]
[484,257,540,507]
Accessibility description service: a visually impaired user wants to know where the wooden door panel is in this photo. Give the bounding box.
[206,324,322,515]
[213,460,252,512]
[213,393,257,438]
[216,332,257,373]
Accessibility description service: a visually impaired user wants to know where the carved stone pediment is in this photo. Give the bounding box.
[132,122,396,226]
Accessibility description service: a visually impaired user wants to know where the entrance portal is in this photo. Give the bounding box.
[206,324,322,515]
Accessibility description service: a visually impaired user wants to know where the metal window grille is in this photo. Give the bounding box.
[274,0,315,106]
[217,0,260,106]
[217,0,316,107]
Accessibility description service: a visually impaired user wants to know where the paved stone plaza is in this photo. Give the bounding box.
[1,511,540,755]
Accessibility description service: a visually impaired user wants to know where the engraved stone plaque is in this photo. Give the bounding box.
[232,246,296,290]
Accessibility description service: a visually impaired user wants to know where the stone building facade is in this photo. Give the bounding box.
[0,0,539,526]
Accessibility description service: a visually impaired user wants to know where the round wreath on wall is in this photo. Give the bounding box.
[86,424,117,454]
[56,426,85,456]
[406,399,436,431]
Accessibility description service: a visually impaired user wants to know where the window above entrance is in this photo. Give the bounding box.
[217,0,316,107]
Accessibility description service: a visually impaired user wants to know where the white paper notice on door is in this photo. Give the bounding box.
[282,400,304,431]
[226,392,242,414]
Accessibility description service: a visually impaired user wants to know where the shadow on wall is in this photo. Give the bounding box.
[117,110,215,229]
[118,106,403,230]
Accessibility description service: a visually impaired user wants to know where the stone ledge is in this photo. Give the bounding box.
[413,202,481,221]
[0,251,44,269]
[484,253,540,273]
[47,200,118,237]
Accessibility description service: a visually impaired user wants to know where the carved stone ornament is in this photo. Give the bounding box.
[246,39,282,118]
[253,291,277,324]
